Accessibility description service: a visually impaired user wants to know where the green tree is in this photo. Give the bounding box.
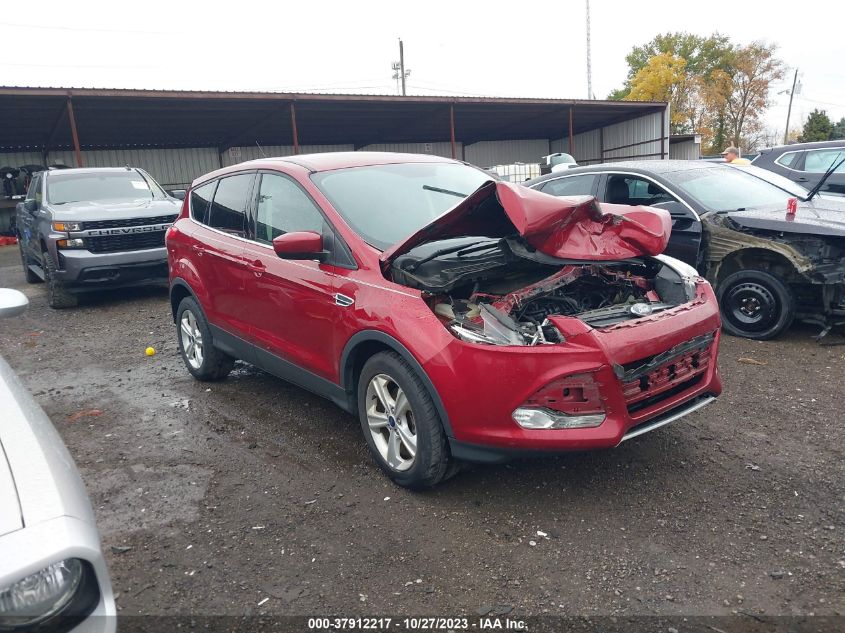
[829,116,845,140]
[800,109,833,142]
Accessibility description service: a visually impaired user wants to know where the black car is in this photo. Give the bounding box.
[526,160,845,340]
[752,140,845,197]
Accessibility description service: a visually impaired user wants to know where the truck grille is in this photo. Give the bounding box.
[620,333,715,415]
[85,231,166,253]
[81,214,177,230]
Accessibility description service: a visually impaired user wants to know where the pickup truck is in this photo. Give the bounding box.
[15,167,182,308]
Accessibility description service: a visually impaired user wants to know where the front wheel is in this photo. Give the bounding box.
[357,351,453,489]
[42,249,77,308]
[718,270,794,340]
[175,297,235,381]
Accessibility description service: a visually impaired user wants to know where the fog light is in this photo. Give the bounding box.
[56,239,84,249]
[0,559,84,628]
[512,407,606,430]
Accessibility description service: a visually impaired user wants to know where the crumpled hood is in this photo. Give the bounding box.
[726,198,845,237]
[50,197,181,223]
[380,180,672,266]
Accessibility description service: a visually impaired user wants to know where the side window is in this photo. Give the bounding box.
[539,174,597,197]
[209,174,253,236]
[26,174,42,205]
[775,152,799,168]
[803,149,845,174]
[190,181,216,226]
[254,173,325,243]
[605,175,677,206]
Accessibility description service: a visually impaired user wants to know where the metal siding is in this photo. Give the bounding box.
[669,139,701,160]
[0,151,44,166]
[463,139,550,168]
[601,111,666,162]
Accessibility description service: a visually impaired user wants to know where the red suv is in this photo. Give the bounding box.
[166,153,722,488]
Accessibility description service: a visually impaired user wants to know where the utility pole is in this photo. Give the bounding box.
[585,0,593,99]
[399,38,407,96]
[783,68,798,145]
[391,39,410,96]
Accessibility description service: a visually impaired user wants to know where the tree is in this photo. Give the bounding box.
[828,116,845,141]
[799,109,833,142]
[708,42,785,150]
[609,32,733,100]
[624,54,690,133]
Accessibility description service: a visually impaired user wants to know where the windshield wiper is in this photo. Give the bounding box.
[422,184,468,198]
[405,240,499,272]
[801,154,845,201]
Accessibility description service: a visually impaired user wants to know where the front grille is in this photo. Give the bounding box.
[621,336,714,415]
[85,231,166,253]
[82,214,177,230]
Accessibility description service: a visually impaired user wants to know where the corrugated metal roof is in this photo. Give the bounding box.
[0,85,667,152]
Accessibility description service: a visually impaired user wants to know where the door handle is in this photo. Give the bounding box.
[246,259,265,276]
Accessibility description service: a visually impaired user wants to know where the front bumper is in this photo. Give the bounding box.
[53,247,168,290]
[426,283,723,458]
[0,515,115,633]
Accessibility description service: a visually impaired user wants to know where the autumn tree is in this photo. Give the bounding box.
[707,42,784,150]
[800,109,834,142]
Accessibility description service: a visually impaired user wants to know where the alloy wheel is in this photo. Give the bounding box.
[365,373,417,472]
[180,309,204,369]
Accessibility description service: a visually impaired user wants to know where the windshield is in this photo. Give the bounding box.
[665,166,794,212]
[730,164,809,197]
[311,162,492,249]
[47,170,159,205]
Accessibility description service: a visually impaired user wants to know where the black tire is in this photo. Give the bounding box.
[718,270,795,340]
[357,351,453,489]
[175,296,235,381]
[42,249,77,308]
[19,244,41,284]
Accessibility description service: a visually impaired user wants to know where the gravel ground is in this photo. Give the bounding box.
[0,244,843,623]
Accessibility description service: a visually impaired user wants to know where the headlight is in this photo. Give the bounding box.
[51,222,81,232]
[0,559,98,629]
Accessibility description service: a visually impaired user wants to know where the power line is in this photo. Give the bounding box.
[0,20,171,35]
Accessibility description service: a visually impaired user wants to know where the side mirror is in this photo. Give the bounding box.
[24,199,37,213]
[168,189,186,201]
[272,231,327,261]
[0,288,28,318]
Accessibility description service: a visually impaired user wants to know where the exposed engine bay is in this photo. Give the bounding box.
[390,236,695,346]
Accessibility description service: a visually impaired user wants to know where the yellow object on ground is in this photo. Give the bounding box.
[145,347,156,356]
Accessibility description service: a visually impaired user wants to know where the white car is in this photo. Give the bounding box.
[0,289,115,632]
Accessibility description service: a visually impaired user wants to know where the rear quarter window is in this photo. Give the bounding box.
[190,181,216,225]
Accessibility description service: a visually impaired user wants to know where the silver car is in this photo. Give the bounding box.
[0,289,115,632]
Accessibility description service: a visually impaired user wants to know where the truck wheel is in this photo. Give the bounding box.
[42,249,78,309]
[357,351,454,489]
[20,245,42,284]
[176,297,235,381]
[718,270,794,340]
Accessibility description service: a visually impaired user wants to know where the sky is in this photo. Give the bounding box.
[3,0,843,140]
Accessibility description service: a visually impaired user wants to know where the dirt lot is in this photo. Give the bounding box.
[0,243,843,623]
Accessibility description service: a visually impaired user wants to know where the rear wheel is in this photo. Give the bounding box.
[19,244,41,284]
[718,270,794,340]
[42,249,77,309]
[357,351,453,489]
[176,296,235,381]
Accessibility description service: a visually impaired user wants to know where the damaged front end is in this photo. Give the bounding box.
[393,241,698,346]
[383,180,697,347]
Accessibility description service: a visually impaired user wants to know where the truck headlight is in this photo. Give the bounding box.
[51,222,81,232]
[0,559,98,629]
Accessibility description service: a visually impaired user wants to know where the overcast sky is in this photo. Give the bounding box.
[4,0,843,138]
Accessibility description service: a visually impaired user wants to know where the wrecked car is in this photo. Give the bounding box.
[527,160,845,340]
[167,153,722,488]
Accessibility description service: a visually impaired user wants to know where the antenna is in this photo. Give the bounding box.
[255,141,267,158]
[586,0,593,99]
